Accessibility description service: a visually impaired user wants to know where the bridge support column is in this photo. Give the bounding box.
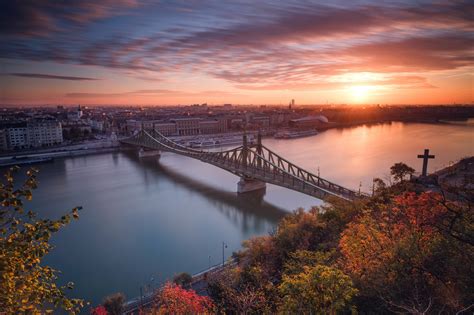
[237,177,266,194]
[138,148,161,158]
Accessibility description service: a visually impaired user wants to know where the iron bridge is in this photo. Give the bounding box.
[121,130,367,201]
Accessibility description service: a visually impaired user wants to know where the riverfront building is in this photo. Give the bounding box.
[0,130,8,151]
[126,117,229,136]
[27,120,64,147]
[0,119,63,150]
[289,115,329,128]
[173,118,201,136]
[154,122,177,136]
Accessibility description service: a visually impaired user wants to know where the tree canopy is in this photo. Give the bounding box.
[390,162,415,182]
[0,167,84,314]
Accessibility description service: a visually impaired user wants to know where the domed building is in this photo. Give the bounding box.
[289,115,329,128]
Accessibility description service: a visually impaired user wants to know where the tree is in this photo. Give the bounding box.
[102,293,125,315]
[339,191,474,313]
[207,267,274,314]
[372,177,387,195]
[283,250,335,276]
[173,272,193,288]
[0,166,84,314]
[390,162,415,182]
[278,265,357,314]
[149,282,215,314]
[91,305,108,315]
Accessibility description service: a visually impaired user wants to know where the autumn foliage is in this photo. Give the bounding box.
[91,305,108,315]
[207,163,473,314]
[339,191,473,313]
[340,192,445,276]
[0,167,84,313]
[148,282,215,314]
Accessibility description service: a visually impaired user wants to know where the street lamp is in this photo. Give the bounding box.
[222,242,228,266]
[140,286,143,305]
[149,276,155,292]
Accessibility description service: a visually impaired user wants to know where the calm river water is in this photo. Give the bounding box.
[23,121,473,306]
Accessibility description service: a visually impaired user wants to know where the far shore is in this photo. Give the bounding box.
[1,117,472,162]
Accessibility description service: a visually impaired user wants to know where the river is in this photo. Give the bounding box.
[18,120,473,306]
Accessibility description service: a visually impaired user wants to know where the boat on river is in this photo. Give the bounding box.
[188,135,255,148]
[274,129,318,139]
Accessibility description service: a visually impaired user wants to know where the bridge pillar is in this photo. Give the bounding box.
[138,147,161,158]
[237,177,266,194]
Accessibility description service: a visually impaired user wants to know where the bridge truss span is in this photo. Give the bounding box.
[121,129,366,201]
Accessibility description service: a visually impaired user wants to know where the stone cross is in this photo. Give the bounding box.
[417,149,435,177]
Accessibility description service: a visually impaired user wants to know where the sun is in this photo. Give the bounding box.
[350,85,372,103]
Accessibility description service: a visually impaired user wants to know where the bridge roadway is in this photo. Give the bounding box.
[121,129,366,201]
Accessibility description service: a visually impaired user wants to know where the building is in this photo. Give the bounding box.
[251,116,270,128]
[90,119,105,132]
[0,129,8,151]
[230,118,244,129]
[154,122,177,136]
[0,119,63,150]
[270,112,290,125]
[289,115,329,128]
[62,120,91,132]
[172,118,201,136]
[5,123,28,149]
[27,120,63,147]
[127,117,228,137]
[199,120,220,134]
[62,120,91,138]
[67,105,83,121]
[125,119,140,133]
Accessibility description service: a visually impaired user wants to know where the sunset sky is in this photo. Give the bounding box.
[0,0,472,106]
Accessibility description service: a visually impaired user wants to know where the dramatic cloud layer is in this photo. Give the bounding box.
[0,0,472,104]
[0,0,139,37]
[8,73,99,81]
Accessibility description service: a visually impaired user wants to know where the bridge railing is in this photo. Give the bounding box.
[260,145,365,197]
[200,145,361,200]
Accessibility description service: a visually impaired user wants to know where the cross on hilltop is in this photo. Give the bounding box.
[417,149,435,177]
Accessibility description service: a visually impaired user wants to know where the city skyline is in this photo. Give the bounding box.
[1,1,472,106]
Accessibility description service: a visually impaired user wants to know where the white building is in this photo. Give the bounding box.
[1,119,63,150]
[27,120,63,147]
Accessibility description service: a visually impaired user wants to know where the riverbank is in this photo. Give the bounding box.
[0,146,130,166]
[433,156,473,188]
[317,117,473,131]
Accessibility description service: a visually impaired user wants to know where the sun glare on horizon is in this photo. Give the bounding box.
[350,85,374,104]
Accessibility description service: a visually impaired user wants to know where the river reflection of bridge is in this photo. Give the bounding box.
[123,151,288,235]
